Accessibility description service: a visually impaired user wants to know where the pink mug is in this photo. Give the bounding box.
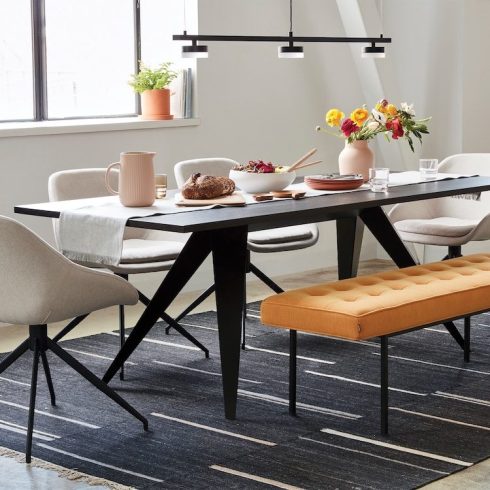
[105,151,156,207]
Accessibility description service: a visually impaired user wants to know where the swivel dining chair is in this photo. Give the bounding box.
[388,154,490,259]
[48,169,209,381]
[0,216,147,463]
[172,158,320,348]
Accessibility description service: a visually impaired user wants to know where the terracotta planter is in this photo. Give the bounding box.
[338,140,374,182]
[140,89,173,121]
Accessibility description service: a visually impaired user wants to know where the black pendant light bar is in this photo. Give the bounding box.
[173,33,391,44]
[176,0,390,59]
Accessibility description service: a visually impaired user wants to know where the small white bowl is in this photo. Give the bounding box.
[229,169,296,194]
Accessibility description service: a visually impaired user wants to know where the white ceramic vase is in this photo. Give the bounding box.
[338,140,374,182]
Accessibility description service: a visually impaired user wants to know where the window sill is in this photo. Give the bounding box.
[0,117,200,138]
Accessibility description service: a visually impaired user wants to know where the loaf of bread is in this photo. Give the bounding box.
[181,173,235,200]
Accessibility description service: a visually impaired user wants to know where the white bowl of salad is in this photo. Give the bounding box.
[229,160,296,194]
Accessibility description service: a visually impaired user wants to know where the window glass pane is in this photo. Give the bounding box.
[0,0,34,121]
[45,0,135,119]
[140,0,197,119]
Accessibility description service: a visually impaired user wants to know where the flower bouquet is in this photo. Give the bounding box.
[316,100,430,152]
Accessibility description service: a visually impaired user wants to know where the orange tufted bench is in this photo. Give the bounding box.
[261,254,490,434]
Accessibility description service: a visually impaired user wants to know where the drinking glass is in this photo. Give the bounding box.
[419,159,438,180]
[369,167,390,192]
[155,174,167,199]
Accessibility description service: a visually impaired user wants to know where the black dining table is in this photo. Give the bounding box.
[15,176,490,420]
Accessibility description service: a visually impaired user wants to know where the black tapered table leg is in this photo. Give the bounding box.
[0,339,30,376]
[103,231,213,384]
[40,351,56,406]
[360,206,465,349]
[212,226,248,420]
[336,215,364,279]
[26,343,40,464]
[360,207,417,268]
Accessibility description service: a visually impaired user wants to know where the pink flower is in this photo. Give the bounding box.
[341,119,360,137]
[386,118,404,139]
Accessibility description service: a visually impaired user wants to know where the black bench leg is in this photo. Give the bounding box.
[380,336,389,435]
[289,330,297,416]
[464,317,471,363]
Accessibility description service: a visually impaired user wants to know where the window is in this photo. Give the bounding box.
[0,0,196,122]
[0,0,34,121]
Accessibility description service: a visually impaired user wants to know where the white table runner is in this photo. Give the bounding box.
[59,197,218,266]
[58,172,474,266]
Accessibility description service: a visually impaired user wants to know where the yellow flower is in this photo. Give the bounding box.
[350,108,369,127]
[375,102,387,114]
[386,104,398,116]
[325,108,345,127]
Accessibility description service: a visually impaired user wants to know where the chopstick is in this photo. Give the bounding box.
[292,159,322,171]
[288,148,317,172]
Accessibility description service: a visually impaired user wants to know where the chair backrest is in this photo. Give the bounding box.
[48,168,147,245]
[432,154,490,219]
[0,216,137,325]
[174,158,238,188]
[439,154,490,177]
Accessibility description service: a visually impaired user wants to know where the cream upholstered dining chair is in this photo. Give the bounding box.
[389,154,490,259]
[48,169,209,381]
[172,158,320,348]
[0,216,147,463]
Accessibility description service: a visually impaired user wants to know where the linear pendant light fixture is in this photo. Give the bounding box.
[174,0,391,59]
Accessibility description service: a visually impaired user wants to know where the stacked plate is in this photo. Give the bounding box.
[305,174,365,191]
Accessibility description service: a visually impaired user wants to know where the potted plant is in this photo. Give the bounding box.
[129,62,178,120]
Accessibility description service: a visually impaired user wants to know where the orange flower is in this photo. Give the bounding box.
[350,108,369,127]
[386,104,398,116]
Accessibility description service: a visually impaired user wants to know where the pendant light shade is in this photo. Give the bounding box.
[362,43,385,58]
[182,44,209,58]
[278,45,304,59]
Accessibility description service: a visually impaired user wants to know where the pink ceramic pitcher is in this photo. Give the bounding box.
[105,151,156,207]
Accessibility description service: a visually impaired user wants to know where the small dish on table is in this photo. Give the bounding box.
[305,174,364,191]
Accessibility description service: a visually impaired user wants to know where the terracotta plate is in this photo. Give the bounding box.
[305,174,364,191]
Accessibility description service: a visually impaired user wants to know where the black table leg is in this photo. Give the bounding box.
[360,206,465,349]
[211,226,248,420]
[359,207,417,267]
[103,231,213,384]
[337,215,364,279]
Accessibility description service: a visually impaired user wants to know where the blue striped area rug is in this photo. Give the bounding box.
[0,302,490,489]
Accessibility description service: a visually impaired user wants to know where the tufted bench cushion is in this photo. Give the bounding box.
[261,254,490,341]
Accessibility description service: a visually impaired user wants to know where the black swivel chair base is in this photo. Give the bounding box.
[165,252,284,350]
[0,325,148,463]
[53,275,209,383]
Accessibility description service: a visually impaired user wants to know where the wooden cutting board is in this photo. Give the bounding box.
[175,192,246,207]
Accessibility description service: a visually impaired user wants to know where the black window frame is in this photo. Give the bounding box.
[15,0,142,122]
